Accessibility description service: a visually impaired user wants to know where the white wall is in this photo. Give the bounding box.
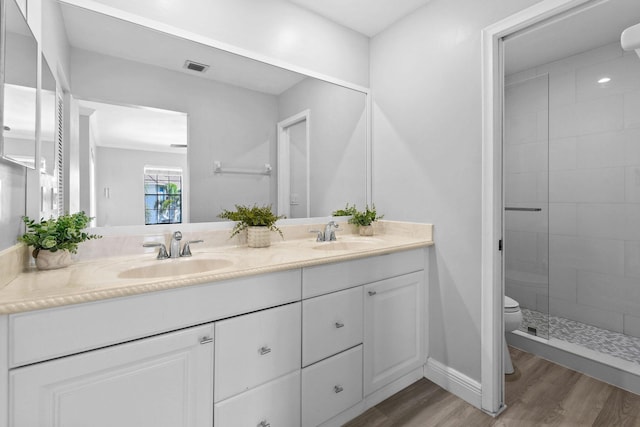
[95,146,187,226]
[370,0,542,382]
[70,48,279,223]
[278,78,367,217]
[87,0,370,87]
[507,42,640,337]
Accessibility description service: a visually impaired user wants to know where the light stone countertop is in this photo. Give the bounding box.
[0,221,433,314]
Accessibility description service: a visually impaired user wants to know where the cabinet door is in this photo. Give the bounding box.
[10,324,214,427]
[364,271,424,395]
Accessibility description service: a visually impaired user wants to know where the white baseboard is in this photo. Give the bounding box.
[424,357,482,409]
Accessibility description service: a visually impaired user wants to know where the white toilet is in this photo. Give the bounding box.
[504,295,523,375]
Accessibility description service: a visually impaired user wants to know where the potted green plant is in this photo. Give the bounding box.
[18,211,101,270]
[348,204,384,236]
[218,204,284,248]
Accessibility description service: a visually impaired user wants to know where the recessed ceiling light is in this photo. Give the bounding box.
[598,77,611,84]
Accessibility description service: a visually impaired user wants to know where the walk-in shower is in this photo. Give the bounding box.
[503,0,640,390]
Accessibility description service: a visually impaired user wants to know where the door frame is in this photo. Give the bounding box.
[480,0,594,415]
[277,109,310,217]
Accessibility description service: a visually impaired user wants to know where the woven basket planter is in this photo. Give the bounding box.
[35,249,73,270]
[247,226,271,248]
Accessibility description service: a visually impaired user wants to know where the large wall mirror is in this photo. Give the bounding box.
[42,0,370,227]
[0,0,38,169]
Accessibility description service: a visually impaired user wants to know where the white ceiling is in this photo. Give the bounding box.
[286,0,432,37]
[78,100,188,153]
[505,0,640,74]
[60,3,306,96]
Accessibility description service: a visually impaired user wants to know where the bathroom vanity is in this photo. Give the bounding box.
[0,222,432,427]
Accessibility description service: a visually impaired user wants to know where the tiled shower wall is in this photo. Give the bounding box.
[505,42,640,338]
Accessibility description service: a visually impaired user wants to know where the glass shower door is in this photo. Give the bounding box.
[503,74,550,339]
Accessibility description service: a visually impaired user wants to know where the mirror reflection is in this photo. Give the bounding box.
[1,0,37,169]
[43,0,368,226]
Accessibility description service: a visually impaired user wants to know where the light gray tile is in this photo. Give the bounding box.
[626,240,640,279]
[574,95,624,136]
[549,70,576,107]
[577,270,626,315]
[549,203,577,235]
[626,166,640,202]
[550,168,625,203]
[577,203,626,240]
[624,90,640,129]
[505,172,539,203]
[576,130,627,169]
[624,314,640,339]
[550,235,624,276]
[549,137,576,171]
[549,263,577,302]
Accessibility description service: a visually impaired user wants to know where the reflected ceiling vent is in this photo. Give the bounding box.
[183,60,209,73]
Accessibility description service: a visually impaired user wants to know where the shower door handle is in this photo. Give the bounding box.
[504,207,542,212]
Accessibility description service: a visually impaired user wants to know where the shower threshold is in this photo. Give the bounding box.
[520,308,640,365]
[508,308,640,395]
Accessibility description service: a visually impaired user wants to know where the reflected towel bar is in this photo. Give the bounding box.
[504,207,542,212]
[213,161,272,176]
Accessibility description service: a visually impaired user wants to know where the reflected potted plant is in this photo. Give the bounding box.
[18,211,101,270]
[333,204,383,236]
[218,204,284,248]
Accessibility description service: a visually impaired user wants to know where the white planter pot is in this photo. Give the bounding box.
[359,225,374,236]
[247,227,271,248]
[35,249,73,270]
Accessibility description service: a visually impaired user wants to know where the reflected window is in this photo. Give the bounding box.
[144,166,182,225]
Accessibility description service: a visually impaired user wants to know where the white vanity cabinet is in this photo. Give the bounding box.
[10,324,215,427]
[300,249,426,425]
[364,271,425,395]
[1,246,429,427]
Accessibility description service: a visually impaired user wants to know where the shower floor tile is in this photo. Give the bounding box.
[520,308,640,365]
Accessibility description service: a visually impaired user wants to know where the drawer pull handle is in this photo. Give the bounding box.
[368,291,377,296]
[335,322,345,328]
[199,336,213,345]
[259,346,272,355]
[258,421,270,427]
[334,385,344,394]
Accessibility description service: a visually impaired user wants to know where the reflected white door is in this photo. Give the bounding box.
[277,110,310,218]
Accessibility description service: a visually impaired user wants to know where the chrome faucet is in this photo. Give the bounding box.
[143,242,169,260]
[310,221,339,242]
[169,231,182,258]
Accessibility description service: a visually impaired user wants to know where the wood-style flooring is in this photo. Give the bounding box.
[344,347,640,427]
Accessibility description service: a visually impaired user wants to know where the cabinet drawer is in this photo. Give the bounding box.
[302,248,424,298]
[302,345,363,427]
[215,302,301,402]
[215,371,300,427]
[9,269,301,368]
[302,287,363,367]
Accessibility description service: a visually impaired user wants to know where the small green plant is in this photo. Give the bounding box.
[332,204,358,217]
[218,204,284,238]
[349,205,384,227]
[18,212,101,258]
